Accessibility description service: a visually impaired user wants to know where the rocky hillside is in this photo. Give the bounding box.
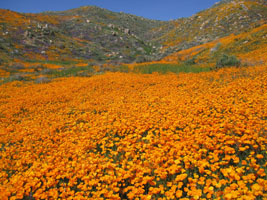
[0,0,266,66]
[0,7,166,65]
[154,0,266,54]
[161,24,267,65]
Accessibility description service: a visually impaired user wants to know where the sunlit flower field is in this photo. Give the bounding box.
[0,65,266,200]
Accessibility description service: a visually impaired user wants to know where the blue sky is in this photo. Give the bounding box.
[0,0,220,21]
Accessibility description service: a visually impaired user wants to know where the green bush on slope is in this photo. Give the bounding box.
[216,54,240,69]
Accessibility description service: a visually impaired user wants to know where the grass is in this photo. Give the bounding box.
[24,59,81,65]
[0,74,33,85]
[132,63,211,74]
[0,62,214,85]
[114,65,129,73]
[44,65,95,77]
[0,62,213,85]
[0,64,95,85]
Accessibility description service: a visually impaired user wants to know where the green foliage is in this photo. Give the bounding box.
[133,63,210,74]
[1,74,32,85]
[210,42,222,53]
[44,64,95,78]
[184,58,196,65]
[216,54,240,68]
[117,65,129,73]
[25,60,79,65]
[98,65,129,73]
[135,56,147,63]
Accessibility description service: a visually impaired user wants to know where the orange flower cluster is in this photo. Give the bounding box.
[0,69,10,77]
[0,9,29,27]
[0,65,266,199]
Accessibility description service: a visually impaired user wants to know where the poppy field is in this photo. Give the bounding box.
[0,65,266,199]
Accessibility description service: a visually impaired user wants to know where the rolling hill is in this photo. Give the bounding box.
[0,0,266,75]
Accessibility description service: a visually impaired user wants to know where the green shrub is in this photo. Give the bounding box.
[184,58,196,65]
[135,56,147,63]
[216,54,240,68]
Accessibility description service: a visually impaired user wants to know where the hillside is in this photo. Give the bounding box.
[0,0,266,68]
[161,24,267,65]
[154,0,266,53]
[0,7,166,65]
